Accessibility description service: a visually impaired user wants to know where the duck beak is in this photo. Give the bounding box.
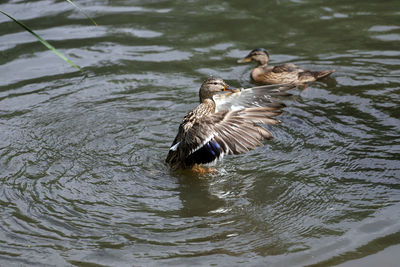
[237,56,252,63]
[224,85,240,93]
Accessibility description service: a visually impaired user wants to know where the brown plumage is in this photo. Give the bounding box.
[166,77,287,170]
[237,48,335,86]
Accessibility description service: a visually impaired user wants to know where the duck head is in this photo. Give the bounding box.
[237,48,270,65]
[199,77,236,103]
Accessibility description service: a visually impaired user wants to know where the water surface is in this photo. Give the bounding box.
[1,0,400,266]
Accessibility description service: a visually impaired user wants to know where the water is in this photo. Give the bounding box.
[1,0,400,266]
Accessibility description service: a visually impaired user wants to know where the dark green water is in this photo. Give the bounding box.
[1,0,400,266]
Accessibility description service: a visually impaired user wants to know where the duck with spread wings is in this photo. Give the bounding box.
[166,77,295,171]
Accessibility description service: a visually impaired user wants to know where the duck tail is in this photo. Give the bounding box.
[315,69,336,80]
[166,150,180,170]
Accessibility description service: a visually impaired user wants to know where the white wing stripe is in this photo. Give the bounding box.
[189,134,214,155]
[170,142,180,151]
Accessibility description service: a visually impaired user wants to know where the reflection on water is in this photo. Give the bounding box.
[1,0,400,266]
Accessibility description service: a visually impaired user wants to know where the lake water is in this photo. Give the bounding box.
[1,0,400,266]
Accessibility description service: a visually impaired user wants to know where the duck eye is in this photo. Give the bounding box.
[213,82,218,85]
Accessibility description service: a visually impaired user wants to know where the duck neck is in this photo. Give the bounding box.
[256,56,269,66]
[199,98,216,113]
[257,60,268,67]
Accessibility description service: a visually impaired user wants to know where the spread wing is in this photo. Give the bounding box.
[214,83,296,112]
[166,107,283,169]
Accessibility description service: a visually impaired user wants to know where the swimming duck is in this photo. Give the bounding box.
[166,77,292,171]
[237,48,335,86]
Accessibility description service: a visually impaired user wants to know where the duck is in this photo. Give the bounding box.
[237,48,335,86]
[166,77,293,172]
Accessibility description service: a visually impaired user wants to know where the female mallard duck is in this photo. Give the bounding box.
[166,77,290,171]
[238,48,335,86]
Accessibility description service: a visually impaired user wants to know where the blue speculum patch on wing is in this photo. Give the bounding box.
[186,139,223,165]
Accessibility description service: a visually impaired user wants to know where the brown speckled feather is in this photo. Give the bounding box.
[166,106,281,169]
[272,63,298,73]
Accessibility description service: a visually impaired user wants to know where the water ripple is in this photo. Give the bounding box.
[1,0,400,266]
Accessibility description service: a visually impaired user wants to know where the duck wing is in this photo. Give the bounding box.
[272,63,299,73]
[214,83,296,112]
[167,107,283,169]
